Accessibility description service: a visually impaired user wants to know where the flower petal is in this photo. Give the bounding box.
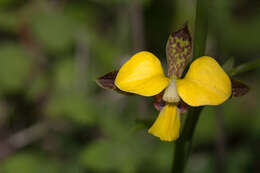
[115,51,170,96]
[177,56,231,106]
[148,104,180,141]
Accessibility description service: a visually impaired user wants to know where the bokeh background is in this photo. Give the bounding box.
[0,0,259,173]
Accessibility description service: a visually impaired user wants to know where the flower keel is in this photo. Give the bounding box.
[148,104,180,142]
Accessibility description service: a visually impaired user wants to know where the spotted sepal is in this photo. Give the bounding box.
[166,24,192,78]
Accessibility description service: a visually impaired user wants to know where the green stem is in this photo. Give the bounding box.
[172,107,203,172]
[193,0,208,59]
[171,0,208,172]
[230,58,260,76]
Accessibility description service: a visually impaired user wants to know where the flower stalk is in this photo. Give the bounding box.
[172,0,208,172]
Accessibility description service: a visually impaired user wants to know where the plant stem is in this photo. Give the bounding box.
[230,58,260,76]
[193,0,208,59]
[171,0,208,172]
[172,107,203,172]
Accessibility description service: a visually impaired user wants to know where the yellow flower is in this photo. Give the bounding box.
[115,51,231,141]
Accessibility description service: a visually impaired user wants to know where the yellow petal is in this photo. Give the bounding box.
[115,51,170,96]
[177,56,231,106]
[148,104,180,142]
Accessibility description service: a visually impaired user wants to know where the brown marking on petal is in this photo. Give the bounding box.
[153,91,166,111]
[177,100,190,114]
[166,24,192,78]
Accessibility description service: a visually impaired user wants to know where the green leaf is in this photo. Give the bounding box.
[53,59,76,91]
[0,152,62,173]
[80,140,116,172]
[227,148,252,173]
[26,74,48,101]
[222,57,235,74]
[0,43,32,92]
[46,93,95,125]
[80,138,144,173]
[230,58,260,76]
[0,0,17,8]
[166,24,192,78]
[31,12,76,53]
[0,11,19,32]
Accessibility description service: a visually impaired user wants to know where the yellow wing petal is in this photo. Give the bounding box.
[177,56,231,106]
[115,51,170,96]
[148,104,180,142]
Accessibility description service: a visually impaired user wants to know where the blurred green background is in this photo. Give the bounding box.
[0,0,259,173]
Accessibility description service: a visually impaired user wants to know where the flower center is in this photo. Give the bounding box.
[163,78,180,103]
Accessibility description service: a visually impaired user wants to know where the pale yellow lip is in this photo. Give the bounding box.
[163,78,180,103]
[148,103,180,142]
